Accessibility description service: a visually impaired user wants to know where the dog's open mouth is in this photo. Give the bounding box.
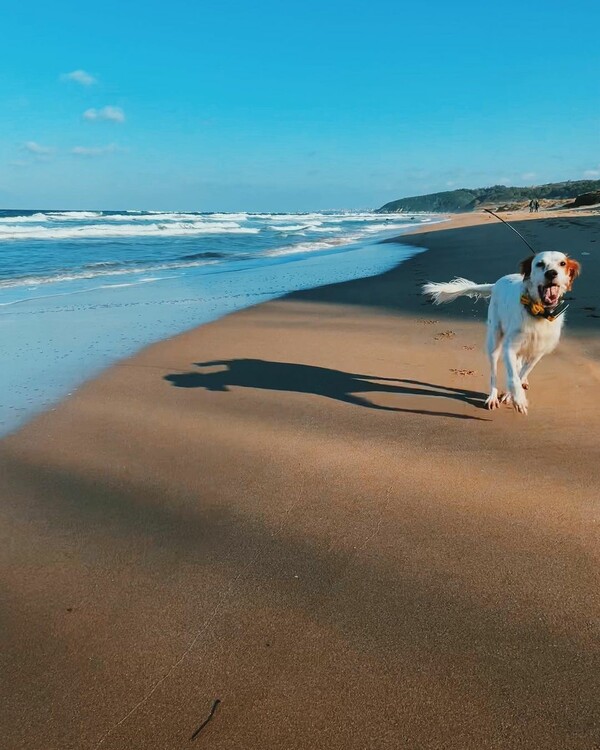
[539,284,561,307]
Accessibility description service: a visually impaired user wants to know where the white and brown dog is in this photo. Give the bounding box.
[423,251,581,414]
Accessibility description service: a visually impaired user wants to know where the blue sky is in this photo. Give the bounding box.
[1,0,598,210]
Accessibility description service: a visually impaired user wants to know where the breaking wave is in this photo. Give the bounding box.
[0,209,442,291]
[0,221,259,240]
[0,258,222,289]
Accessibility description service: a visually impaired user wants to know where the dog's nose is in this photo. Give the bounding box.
[545,269,558,281]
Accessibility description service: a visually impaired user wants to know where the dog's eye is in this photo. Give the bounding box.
[559,261,566,267]
[536,262,545,268]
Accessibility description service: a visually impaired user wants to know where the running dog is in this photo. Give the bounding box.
[422,252,580,414]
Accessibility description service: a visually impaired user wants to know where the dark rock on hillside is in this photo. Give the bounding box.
[564,191,600,208]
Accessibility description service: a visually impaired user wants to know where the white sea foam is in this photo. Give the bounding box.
[257,213,332,223]
[46,211,103,219]
[362,222,412,232]
[200,212,250,222]
[0,211,251,224]
[0,221,259,240]
[268,224,314,231]
[0,276,173,307]
[68,212,215,222]
[0,211,104,224]
[265,233,364,257]
[0,259,221,289]
[0,213,49,223]
[98,276,170,289]
[0,210,414,231]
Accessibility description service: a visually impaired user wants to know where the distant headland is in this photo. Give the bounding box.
[377,179,600,213]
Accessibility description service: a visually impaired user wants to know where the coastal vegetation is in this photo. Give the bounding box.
[377,179,600,213]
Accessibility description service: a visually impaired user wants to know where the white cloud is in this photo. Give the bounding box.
[83,106,125,123]
[23,141,54,155]
[583,168,600,178]
[72,143,120,157]
[61,69,97,86]
[9,160,29,167]
[521,172,537,182]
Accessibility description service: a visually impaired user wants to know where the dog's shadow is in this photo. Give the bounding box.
[164,359,489,421]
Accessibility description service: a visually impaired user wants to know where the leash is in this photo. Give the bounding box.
[483,208,538,254]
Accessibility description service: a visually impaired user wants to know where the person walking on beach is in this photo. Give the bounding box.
[529,198,535,213]
[534,198,540,212]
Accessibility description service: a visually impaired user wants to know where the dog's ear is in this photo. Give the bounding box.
[565,257,581,289]
[519,256,534,279]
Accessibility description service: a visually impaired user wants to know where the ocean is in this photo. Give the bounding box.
[0,209,438,435]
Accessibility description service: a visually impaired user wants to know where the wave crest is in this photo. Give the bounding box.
[0,221,259,240]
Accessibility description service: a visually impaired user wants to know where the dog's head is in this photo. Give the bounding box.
[520,251,580,308]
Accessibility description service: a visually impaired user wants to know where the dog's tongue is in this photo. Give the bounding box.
[542,285,560,306]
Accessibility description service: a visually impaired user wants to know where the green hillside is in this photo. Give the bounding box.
[376,180,600,213]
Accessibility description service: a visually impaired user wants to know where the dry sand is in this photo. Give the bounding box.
[1,211,599,749]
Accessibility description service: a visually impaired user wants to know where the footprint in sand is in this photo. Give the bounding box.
[434,330,456,340]
[462,345,475,350]
[450,368,479,376]
[418,319,439,325]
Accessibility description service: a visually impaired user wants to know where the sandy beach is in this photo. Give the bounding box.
[1,211,599,749]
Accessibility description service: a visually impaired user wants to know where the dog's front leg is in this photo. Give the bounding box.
[519,354,544,390]
[484,327,503,409]
[503,337,528,414]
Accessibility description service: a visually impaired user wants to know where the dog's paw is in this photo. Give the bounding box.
[512,394,529,415]
[485,391,500,410]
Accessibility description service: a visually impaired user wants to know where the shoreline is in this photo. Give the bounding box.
[1,211,599,749]
[0,220,434,438]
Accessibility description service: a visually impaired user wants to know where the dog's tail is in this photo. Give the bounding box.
[422,278,494,305]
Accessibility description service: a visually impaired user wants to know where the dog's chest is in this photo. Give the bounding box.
[517,316,563,358]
